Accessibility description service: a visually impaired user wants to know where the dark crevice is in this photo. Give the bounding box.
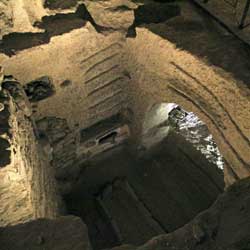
[0,95,11,167]
[0,137,11,168]
[153,0,177,2]
[107,5,133,12]
[0,106,10,135]
[44,0,78,10]
[24,76,55,102]
[60,79,72,88]
[99,131,118,144]
[0,4,109,56]
[127,3,181,37]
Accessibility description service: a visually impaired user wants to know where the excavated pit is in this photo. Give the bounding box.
[0,1,250,250]
[62,106,224,250]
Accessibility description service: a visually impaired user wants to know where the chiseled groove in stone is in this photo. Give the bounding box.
[84,52,120,76]
[171,62,250,148]
[88,90,124,109]
[80,42,122,64]
[170,78,225,129]
[88,100,127,123]
[168,85,250,174]
[87,76,125,96]
[85,65,120,85]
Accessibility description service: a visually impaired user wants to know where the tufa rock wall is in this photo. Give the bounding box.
[0,75,61,226]
[123,24,250,186]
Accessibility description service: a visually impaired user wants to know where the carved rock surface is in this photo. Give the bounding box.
[0,77,61,227]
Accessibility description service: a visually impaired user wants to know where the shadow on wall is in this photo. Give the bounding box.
[0,4,108,56]
[127,3,181,37]
[0,138,11,167]
[0,94,11,168]
[138,1,250,86]
[44,0,79,10]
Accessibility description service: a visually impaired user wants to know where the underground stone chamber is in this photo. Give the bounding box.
[61,104,224,250]
[1,1,250,250]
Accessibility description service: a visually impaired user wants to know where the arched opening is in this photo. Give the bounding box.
[141,102,224,170]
